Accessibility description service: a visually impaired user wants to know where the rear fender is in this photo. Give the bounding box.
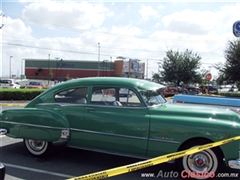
[0,108,70,145]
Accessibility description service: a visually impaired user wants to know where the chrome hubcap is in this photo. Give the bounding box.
[188,152,212,172]
[28,140,45,151]
[195,156,206,167]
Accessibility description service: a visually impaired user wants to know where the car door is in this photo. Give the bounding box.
[53,87,89,147]
[81,86,150,157]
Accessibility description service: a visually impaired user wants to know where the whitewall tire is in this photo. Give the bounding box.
[178,140,221,180]
[24,139,52,156]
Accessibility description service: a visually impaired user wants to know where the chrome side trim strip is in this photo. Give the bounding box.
[70,129,179,144]
[70,128,148,140]
[149,138,180,144]
[0,121,66,130]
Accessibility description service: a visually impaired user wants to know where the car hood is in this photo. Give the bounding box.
[149,103,240,124]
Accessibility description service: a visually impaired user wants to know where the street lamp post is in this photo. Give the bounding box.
[60,59,63,82]
[21,59,25,80]
[48,54,50,86]
[55,57,59,81]
[9,56,13,78]
[146,59,148,79]
[110,56,112,77]
[98,42,100,77]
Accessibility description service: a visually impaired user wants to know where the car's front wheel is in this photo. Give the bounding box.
[24,139,52,157]
[177,140,222,179]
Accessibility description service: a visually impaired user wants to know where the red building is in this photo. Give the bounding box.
[24,59,145,80]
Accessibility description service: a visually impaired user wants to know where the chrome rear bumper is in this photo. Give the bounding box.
[0,129,7,135]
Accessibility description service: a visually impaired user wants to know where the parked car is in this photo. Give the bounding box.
[199,85,218,94]
[207,85,219,94]
[0,79,20,89]
[185,85,198,94]
[163,86,179,96]
[173,94,240,111]
[0,77,240,179]
[26,81,44,89]
[219,85,238,92]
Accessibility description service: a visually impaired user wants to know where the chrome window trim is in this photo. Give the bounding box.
[87,104,147,109]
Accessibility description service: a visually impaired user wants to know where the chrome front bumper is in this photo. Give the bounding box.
[228,159,240,169]
[228,150,240,170]
[0,128,7,135]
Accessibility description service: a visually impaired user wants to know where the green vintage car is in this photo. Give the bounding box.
[0,77,240,179]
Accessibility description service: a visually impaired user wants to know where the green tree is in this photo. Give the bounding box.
[35,67,43,75]
[65,74,71,81]
[161,49,202,85]
[49,69,54,79]
[152,73,162,83]
[214,39,240,84]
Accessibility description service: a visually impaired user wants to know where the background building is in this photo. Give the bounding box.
[114,59,145,78]
[24,58,145,80]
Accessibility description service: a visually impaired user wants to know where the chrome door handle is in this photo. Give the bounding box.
[86,107,95,111]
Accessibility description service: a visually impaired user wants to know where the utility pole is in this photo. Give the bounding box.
[0,13,6,29]
[98,42,100,76]
[9,56,13,78]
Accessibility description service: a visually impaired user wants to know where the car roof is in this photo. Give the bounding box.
[62,77,162,88]
[47,77,165,94]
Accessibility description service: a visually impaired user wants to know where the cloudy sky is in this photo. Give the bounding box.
[1,0,240,79]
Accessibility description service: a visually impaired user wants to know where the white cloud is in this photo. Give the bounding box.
[162,3,240,35]
[22,2,110,29]
[1,1,240,79]
[3,17,32,39]
[139,5,160,21]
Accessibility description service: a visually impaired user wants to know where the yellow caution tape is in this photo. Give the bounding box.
[67,135,240,180]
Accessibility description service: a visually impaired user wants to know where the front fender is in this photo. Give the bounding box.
[0,108,70,144]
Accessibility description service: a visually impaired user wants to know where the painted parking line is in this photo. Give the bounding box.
[3,162,73,178]
[0,104,26,107]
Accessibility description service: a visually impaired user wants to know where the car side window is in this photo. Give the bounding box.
[0,80,12,84]
[91,87,115,105]
[54,87,88,104]
[119,89,141,107]
[91,87,141,107]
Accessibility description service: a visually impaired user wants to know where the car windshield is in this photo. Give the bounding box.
[140,89,166,106]
[29,82,40,85]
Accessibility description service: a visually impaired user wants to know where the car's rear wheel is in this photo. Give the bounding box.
[24,139,52,157]
[177,140,222,179]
